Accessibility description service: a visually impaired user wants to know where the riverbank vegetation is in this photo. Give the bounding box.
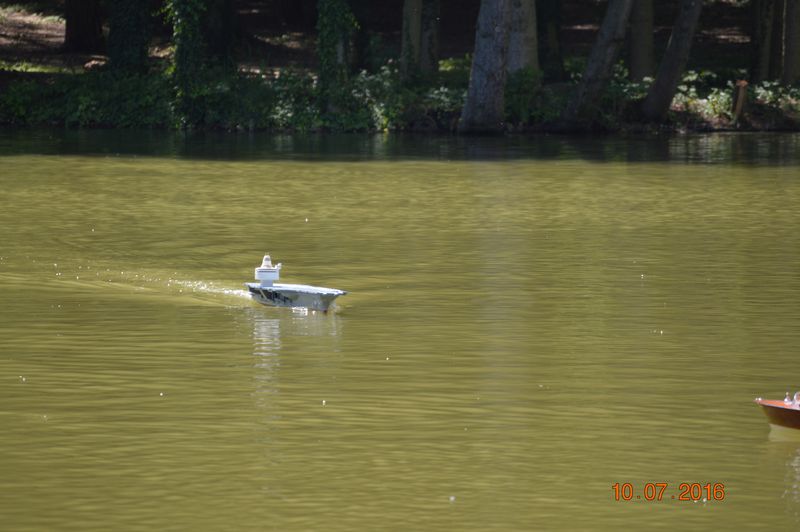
[1,0,799,133]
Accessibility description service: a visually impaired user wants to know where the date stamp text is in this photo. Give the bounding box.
[611,482,725,502]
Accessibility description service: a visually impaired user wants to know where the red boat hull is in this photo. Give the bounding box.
[755,399,800,429]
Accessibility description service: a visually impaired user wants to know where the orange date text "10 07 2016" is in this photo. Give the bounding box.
[611,482,725,502]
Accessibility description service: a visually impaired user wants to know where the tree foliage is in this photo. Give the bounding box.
[317,0,358,91]
[165,0,206,122]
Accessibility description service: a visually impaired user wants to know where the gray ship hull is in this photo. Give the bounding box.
[246,282,346,312]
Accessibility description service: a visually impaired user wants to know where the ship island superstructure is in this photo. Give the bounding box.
[245,254,346,312]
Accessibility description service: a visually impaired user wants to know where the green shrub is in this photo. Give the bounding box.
[421,85,465,128]
[271,71,321,131]
[706,87,733,119]
[505,67,542,125]
[4,51,798,132]
[0,80,41,124]
[437,55,471,88]
[0,71,173,127]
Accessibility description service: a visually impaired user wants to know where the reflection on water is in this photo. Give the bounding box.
[2,131,800,530]
[3,129,800,165]
[769,425,800,443]
[253,314,280,386]
[784,444,800,524]
[761,425,800,525]
[250,309,341,406]
[252,314,281,433]
[253,315,282,357]
[756,435,800,527]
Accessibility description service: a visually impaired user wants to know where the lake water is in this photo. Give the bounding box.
[1,130,800,530]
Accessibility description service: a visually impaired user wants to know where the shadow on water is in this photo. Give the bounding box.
[1,129,800,165]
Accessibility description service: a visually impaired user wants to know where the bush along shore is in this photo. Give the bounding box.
[2,61,799,133]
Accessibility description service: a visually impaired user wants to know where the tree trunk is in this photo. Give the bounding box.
[64,0,104,53]
[348,0,372,72]
[204,0,235,64]
[641,0,704,121]
[770,0,786,80]
[458,0,511,134]
[419,0,440,74]
[401,0,439,77]
[752,0,775,82]
[401,0,422,78]
[628,0,654,80]
[507,0,539,73]
[108,0,150,71]
[536,0,563,81]
[280,0,317,27]
[784,0,800,84]
[562,0,634,125]
[277,0,317,28]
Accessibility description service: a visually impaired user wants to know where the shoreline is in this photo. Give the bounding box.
[2,69,797,135]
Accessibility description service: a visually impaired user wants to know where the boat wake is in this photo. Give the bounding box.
[169,280,252,304]
[14,254,345,311]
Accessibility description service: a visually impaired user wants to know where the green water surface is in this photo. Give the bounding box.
[1,131,799,530]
